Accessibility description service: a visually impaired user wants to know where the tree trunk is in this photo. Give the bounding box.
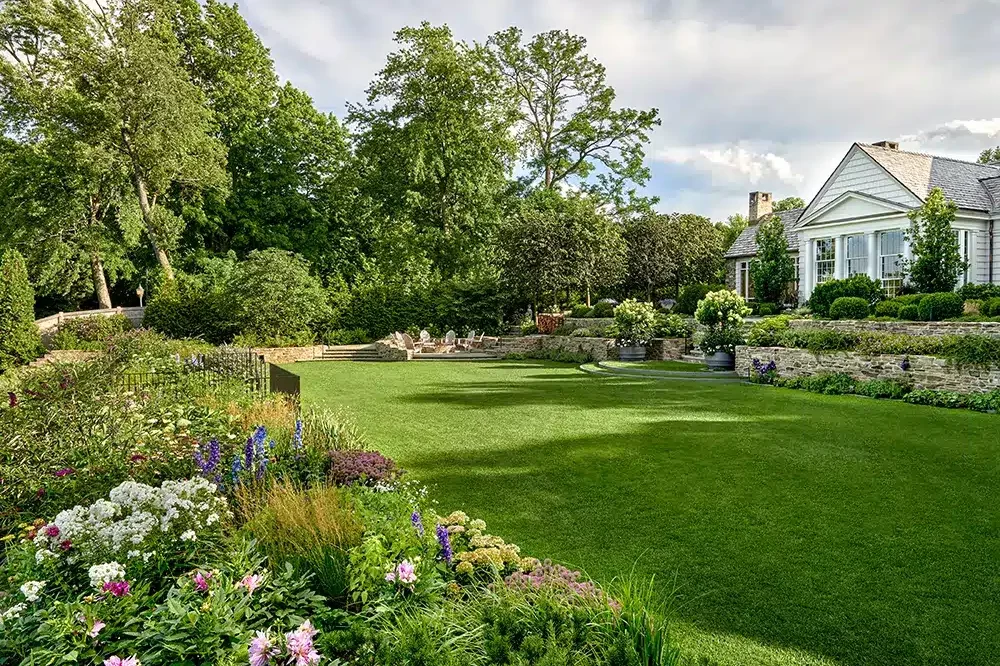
[124,131,174,280]
[90,251,113,309]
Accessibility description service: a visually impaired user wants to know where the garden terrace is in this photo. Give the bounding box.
[293,359,1000,666]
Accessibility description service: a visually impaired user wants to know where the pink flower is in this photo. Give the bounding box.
[238,573,263,595]
[284,621,321,666]
[102,581,130,597]
[59,539,72,551]
[54,468,75,478]
[103,656,140,666]
[129,454,147,463]
[396,560,417,586]
[45,524,60,537]
[384,571,396,582]
[89,620,106,638]
[194,572,210,592]
[248,631,278,666]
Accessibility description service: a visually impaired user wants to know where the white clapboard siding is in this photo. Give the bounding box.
[814,149,921,211]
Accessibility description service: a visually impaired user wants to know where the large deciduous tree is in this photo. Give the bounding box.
[905,188,966,293]
[623,214,674,302]
[351,23,518,279]
[487,27,660,207]
[978,147,1000,164]
[773,196,805,212]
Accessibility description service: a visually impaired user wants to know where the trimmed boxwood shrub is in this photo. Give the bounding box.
[807,275,884,317]
[570,304,592,318]
[747,315,795,346]
[980,297,1000,317]
[958,283,1000,301]
[874,300,902,318]
[587,301,616,318]
[916,292,964,321]
[894,293,928,306]
[675,283,725,315]
[756,302,778,316]
[899,304,920,320]
[829,296,870,320]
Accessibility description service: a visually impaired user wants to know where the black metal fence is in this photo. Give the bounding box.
[119,348,300,399]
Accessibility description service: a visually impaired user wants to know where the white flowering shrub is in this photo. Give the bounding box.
[695,290,752,356]
[31,478,229,573]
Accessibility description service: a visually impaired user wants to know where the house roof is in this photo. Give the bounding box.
[858,143,1000,211]
[980,176,1000,212]
[724,207,804,259]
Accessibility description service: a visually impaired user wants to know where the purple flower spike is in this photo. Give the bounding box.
[411,511,424,537]
[436,524,452,564]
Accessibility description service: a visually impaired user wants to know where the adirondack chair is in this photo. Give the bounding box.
[419,330,431,343]
[400,332,418,354]
[443,330,457,352]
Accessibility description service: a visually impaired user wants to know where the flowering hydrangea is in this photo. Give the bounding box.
[103,655,140,666]
[1,603,27,621]
[33,478,227,572]
[505,560,620,611]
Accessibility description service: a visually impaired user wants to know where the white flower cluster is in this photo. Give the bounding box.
[1,603,26,621]
[695,289,752,329]
[33,477,228,570]
[88,562,126,590]
[19,581,46,602]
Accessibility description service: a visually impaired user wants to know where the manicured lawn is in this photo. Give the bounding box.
[604,359,709,372]
[292,360,999,666]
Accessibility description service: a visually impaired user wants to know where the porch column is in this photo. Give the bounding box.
[834,235,845,280]
[867,232,879,281]
[803,238,815,300]
[735,260,743,297]
[967,231,978,284]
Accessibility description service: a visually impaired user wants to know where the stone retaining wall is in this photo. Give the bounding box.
[562,317,614,332]
[736,345,1000,393]
[254,346,325,364]
[788,318,1000,338]
[36,306,146,348]
[375,341,410,361]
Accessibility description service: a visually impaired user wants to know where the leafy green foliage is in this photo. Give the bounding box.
[829,296,871,320]
[52,314,134,351]
[570,304,592,318]
[746,315,795,347]
[899,304,920,320]
[874,300,902,318]
[773,197,806,212]
[979,298,1000,317]
[808,275,885,317]
[0,249,41,370]
[653,313,693,339]
[749,216,795,305]
[613,299,657,346]
[675,283,726,316]
[696,290,750,356]
[905,188,966,293]
[916,292,964,321]
[958,283,1000,301]
[588,302,616,318]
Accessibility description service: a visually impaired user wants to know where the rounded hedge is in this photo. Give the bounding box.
[874,300,902,318]
[980,297,1000,317]
[676,283,725,315]
[829,296,871,320]
[899,304,920,320]
[587,301,616,318]
[757,302,778,316]
[570,304,592,318]
[807,275,884,317]
[916,292,964,322]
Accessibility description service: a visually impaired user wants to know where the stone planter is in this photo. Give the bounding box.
[705,351,735,371]
[618,345,646,361]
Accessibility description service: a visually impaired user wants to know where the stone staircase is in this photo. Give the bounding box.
[680,349,705,364]
[320,345,382,362]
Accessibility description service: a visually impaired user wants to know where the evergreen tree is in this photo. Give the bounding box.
[906,188,966,293]
[749,217,795,305]
[0,249,42,370]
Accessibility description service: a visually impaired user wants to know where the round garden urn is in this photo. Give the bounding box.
[618,345,647,361]
[705,351,735,371]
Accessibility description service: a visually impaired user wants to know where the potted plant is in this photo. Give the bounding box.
[612,299,657,361]
[695,290,752,370]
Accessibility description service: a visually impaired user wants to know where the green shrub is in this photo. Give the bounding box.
[894,293,928,306]
[569,328,593,338]
[143,257,240,344]
[570,304,592,318]
[613,299,657,346]
[829,296,870,320]
[52,314,134,350]
[653,312,693,339]
[904,389,968,410]
[854,333,943,356]
[916,292,964,321]
[0,249,42,370]
[227,249,330,341]
[807,275,885,317]
[939,334,1000,368]
[979,297,1000,317]
[958,283,1000,301]
[587,301,616,318]
[898,304,920,320]
[676,283,725,315]
[779,328,858,352]
[520,321,539,335]
[551,325,574,336]
[756,302,778,316]
[747,315,795,346]
[323,328,371,345]
[777,372,857,395]
[854,378,912,400]
[874,300,902,318]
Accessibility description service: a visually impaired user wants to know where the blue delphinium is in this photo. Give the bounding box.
[194,439,222,482]
[230,454,243,485]
[436,524,452,564]
[292,419,304,450]
[411,511,424,537]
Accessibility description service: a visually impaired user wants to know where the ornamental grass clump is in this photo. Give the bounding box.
[244,481,363,601]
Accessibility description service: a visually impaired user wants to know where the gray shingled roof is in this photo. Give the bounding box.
[980,176,1000,212]
[724,208,804,259]
[858,143,1000,211]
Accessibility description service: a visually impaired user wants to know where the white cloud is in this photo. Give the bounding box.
[899,118,1000,155]
[658,144,804,186]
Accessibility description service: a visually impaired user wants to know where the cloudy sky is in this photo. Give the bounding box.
[238,0,1000,220]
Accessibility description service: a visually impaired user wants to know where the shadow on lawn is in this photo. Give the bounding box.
[389,379,996,666]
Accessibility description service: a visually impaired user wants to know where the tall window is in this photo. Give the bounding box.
[846,235,867,277]
[879,230,904,297]
[955,230,970,285]
[815,239,835,285]
[739,261,753,299]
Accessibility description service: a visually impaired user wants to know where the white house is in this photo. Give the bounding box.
[724,141,1000,302]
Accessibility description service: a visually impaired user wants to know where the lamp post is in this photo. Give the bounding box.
[136,284,145,308]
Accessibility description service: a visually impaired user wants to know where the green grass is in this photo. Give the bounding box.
[604,360,710,372]
[291,360,999,666]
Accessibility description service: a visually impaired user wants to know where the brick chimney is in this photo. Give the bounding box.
[749,191,772,222]
[872,140,899,150]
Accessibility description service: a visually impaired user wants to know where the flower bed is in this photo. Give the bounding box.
[0,331,680,665]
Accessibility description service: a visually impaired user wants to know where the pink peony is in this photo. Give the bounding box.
[396,560,417,586]
[193,572,210,592]
[248,631,278,666]
[45,524,60,537]
[103,656,140,666]
[284,621,321,666]
[238,573,263,595]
